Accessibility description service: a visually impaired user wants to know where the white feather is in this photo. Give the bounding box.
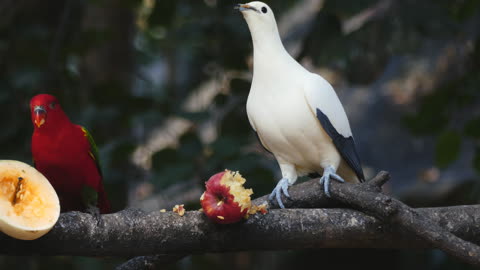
[303,74,353,138]
[241,1,356,182]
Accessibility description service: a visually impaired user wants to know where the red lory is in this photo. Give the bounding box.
[30,94,111,215]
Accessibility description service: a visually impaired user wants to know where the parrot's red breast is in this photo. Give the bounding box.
[30,94,111,214]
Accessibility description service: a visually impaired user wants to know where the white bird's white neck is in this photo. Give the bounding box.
[245,19,295,75]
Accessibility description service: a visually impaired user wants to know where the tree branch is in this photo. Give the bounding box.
[332,172,480,266]
[256,171,480,266]
[2,172,480,269]
[251,171,388,209]
[1,204,480,256]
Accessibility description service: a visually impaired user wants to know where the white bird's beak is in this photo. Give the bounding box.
[234,4,259,13]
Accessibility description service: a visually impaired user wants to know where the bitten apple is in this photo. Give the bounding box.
[200,170,253,224]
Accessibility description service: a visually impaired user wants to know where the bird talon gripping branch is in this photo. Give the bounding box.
[268,178,291,208]
[237,1,365,207]
[319,165,346,197]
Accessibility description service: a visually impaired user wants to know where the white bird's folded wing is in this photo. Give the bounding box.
[247,106,272,153]
[303,75,365,182]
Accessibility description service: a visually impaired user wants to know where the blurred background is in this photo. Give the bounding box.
[1,0,480,269]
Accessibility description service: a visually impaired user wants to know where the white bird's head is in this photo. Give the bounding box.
[235,2,282,51]
[235,2,276,27]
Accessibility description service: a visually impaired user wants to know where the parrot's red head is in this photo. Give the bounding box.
[30,94,69,130]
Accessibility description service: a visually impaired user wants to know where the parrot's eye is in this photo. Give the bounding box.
[49,102,56,109]
[261,6,267,13]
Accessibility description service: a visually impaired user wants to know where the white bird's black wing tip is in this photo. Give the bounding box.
[316,108,365,182]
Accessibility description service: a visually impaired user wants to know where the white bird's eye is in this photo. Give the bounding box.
[261,6,267,13]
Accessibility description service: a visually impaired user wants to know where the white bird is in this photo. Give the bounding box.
[236,1,365,208]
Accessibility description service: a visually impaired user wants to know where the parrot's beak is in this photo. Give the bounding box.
[33,106,46,128]
[234,4,258,13]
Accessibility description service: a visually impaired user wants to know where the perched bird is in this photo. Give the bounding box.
[30,94,111,215]
[236,2,365,208]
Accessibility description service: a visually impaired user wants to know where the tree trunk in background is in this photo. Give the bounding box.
[79,0,136,211]
[80,0,134,106]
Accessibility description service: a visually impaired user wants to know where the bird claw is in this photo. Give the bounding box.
[268,178,291,208]
[319,166,345,197]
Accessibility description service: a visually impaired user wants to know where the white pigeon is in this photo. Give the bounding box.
[236,1,365,208]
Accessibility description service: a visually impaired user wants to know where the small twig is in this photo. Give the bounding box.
[366,171,390,189]
[342,0,394,34]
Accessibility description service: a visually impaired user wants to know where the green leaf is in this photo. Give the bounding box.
[210,137,240,159]
[449,0,480,21]
[152,148,179,168]
[152,163,194,189]
[473,147,480,174]
[403,90,451,135]
[178,111,210,122]
[177,131,203,159]
[435,130,462,168]
[464,117,480,138]
[81,185,98,208]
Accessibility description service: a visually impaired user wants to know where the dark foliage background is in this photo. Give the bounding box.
[1,0,479,269]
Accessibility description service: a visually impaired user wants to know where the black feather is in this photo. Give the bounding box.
[316,108,365,182]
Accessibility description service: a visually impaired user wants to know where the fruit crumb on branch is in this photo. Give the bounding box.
[172,204,185,216]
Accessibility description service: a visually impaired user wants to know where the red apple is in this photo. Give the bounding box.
[200,170,253,224]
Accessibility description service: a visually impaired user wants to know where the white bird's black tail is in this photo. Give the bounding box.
[316,108,365,182]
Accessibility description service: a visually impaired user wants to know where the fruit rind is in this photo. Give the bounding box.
[0,160,60,240]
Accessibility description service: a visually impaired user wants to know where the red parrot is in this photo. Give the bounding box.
[30,94,111,214]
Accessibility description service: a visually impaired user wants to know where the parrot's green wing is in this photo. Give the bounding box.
[80,126,103,214]
[81,126,103,178]
[82,185,99,208]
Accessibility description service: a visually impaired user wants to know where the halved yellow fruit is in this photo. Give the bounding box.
[0,160,60,240]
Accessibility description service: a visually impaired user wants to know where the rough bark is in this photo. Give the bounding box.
[332,172,480,266]
[2,172,480,269]
[256,171,480,266]
[1,205,480,257]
